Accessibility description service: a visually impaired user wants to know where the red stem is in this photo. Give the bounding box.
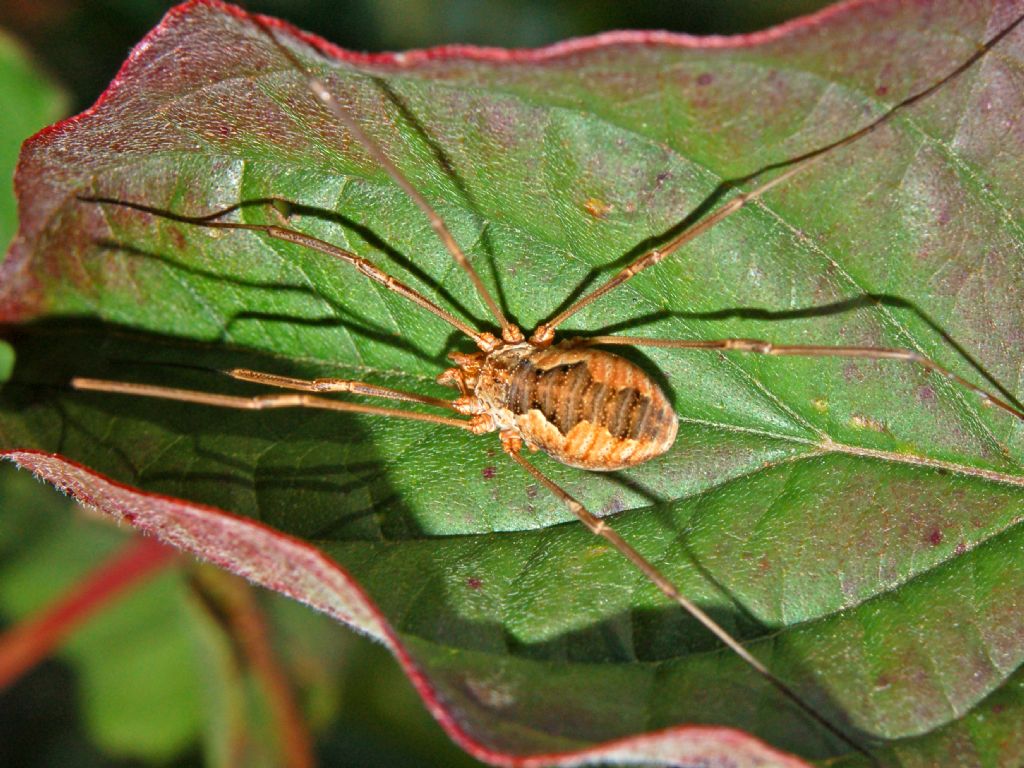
[196,570,314,768]
[0,535,178,689]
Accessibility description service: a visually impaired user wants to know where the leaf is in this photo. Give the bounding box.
[0,468,485,767]
[0,29,66,251]
[2,0,1023,764]
[0,466,205,760]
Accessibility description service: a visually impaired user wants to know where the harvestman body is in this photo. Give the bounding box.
[72,8,1024,761]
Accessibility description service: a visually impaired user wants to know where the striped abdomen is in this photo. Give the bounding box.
[504,344,677,471]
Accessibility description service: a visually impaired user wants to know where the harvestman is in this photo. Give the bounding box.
[72,9,1024,760]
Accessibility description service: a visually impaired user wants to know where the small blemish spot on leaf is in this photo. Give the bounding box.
[168,228,186,250]
[583,197,612,218]
[849,414,886,432]
[482,466,496,479]
[843,362,866,383]
[927,529,944,546]
[600,495,625,516]
[812,397,828,413]
[464,675,516,709]
[875,84,889,96]
[696,72,712,86]
[467,576,483,589]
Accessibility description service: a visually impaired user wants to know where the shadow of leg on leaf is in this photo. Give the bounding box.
[0,318,436,543]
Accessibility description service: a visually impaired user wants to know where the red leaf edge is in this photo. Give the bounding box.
[3,449,812,768]
[14,0,884,150]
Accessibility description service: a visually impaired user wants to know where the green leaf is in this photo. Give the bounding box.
[0,29,66,251]
[2,1,1023,764]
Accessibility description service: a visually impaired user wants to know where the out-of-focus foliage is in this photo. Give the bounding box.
[0,462,488,767]
[0,30,64,249]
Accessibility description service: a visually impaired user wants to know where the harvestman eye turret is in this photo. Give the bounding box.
[72,8,1024,762]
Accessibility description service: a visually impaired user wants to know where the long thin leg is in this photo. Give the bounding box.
[225,368,454,410]
[586,335,1024,422]
[504,446,874,761]
[246,14,523,344]
[531,11,1024,344]
[80,196,500,352]
[71,377,475,431]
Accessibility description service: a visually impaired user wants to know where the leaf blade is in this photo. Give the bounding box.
[2,0,1023,763]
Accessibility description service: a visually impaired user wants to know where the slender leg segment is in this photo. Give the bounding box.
[530,11,1024,344]
[70,377,474,431]
[225,368,455,410]
[247,15,523,344]
[81,196,499,352]
[585,335,1024,422]
[503,446,874,760]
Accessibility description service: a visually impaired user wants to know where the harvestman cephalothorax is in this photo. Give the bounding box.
[69,6,1024,762]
